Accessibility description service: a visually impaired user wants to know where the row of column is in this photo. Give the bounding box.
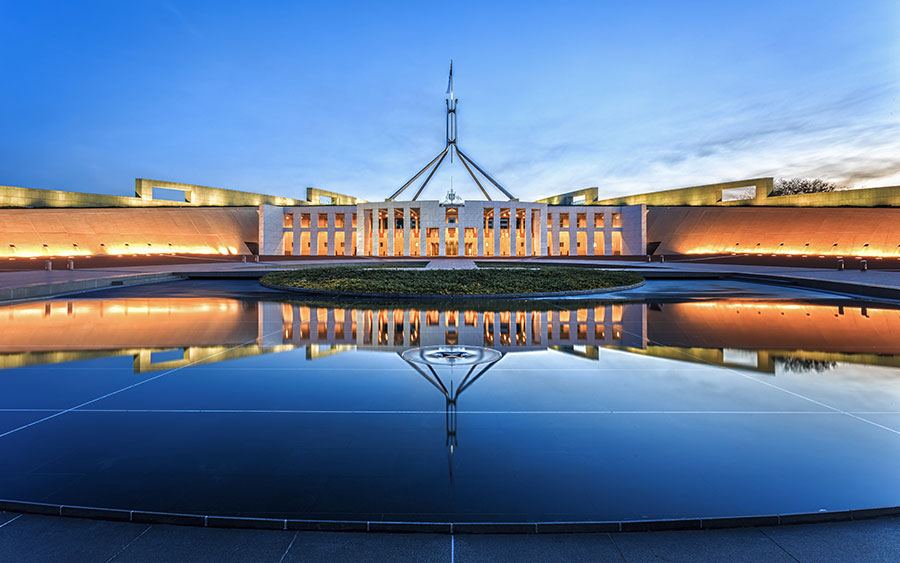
[259,304,643,349]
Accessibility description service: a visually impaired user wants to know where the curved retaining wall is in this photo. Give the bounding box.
[258,280,646,300]
[1,499,898,534]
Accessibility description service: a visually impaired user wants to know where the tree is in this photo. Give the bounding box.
[772,178,843,196]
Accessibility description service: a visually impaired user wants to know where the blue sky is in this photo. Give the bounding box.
[1,0,898,202]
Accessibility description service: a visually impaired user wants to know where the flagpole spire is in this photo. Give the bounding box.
[387,62,518,202]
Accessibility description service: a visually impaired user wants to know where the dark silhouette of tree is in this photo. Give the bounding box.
[772,178,844,196]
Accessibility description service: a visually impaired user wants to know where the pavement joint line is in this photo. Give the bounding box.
[0,514,22,529]
[103,523,152,563]
[0,408,875,415]
[758,526,801,563]
[607,532,627,562]
[0,328,285,440]
[278,531,299,563]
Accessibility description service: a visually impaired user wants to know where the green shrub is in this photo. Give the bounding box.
[261,266,642,296]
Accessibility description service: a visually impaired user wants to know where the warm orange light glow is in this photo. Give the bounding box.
[684,244,899,258]
[0,243,239,258]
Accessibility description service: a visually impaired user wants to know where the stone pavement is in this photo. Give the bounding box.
[0,512,898,562]
[425,259,478,270]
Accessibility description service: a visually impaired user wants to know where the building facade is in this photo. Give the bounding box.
[260,200,646,257]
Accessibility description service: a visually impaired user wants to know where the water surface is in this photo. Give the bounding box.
[0,280,898,522]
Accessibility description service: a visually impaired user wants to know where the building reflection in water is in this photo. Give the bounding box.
[1,297,899,374]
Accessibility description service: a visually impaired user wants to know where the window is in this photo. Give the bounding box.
[594,213,604,228]
[318,213,328,228]
[559,213,570,228]
[612,213,622,228]
[721,186,756,202]
[335,213,345,229]
[283,213,293,228]
[577,213,586,228]
[445,207,458,224]
[300,213,310,228]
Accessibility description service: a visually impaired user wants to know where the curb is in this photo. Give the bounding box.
[2,499,898,534]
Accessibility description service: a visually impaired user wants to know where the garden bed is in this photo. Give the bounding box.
[260,265,644,298]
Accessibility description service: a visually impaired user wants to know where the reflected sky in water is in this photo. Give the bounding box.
[0,280,898,522]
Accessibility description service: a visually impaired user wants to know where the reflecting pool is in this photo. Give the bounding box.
[1,280,899,522]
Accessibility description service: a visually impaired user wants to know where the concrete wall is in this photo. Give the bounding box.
[135,179,304,207]
[648,206,900,257]
[593,178,900,208]
[0,207,258,257]
[0,179,305,209]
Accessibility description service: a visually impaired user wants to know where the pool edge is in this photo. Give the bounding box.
[3,500,899,534]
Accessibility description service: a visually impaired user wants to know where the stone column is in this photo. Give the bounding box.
[524,208,532,256]
[493,206,501,257]
[327,212,336,256]
[310,212,320,257]
[586,211,595,256]
[386,205,395,257]
[550,213,559,256]
[292,210,301,256]
[372,209,380,257]
[603,211,612,256]
[438,225,446,257]
[510,209,518,257]
[569,215,577,257]
[477,220,484,257]
[403,207,411,256]
[420,217,427,258]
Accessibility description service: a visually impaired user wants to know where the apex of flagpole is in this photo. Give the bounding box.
[446,60,455,100]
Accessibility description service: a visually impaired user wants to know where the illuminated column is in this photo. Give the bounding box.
[420,220,427,258]
[355,207,365,256]
[603,211,612,256]
[586,211,595,256]
[536,210,546,257]
[569,213,576,257]
[477,206,484,257]
[310,212,320,257]
[386,205,395,257]
[510,209,517,258]
[327,212,336,256]
[493,206,501,257]
[438,225,446,256]
[292,210,301,256]
[372,209,380,257]
[550,212,559,256]
[403,207,411,256]
[524,208,532,256]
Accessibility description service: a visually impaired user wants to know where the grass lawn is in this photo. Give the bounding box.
[261,265,642,296]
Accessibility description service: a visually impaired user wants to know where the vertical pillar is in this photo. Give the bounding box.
[403,207,411,256]
[550,212,559,256]
[420,214,427,258]
[310,212,319,257]
[510,209,518,257]
[569,214,576,258]
[586,211,595,256]
[524,208,532,256]
[477,218,484,257]
[372,209,380,257]
[493,206,501,257]
[603,211,612,256]
[292,210,301,256]
[386,205,395,257]
[438,225,446,257]
[327,212,336,256]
